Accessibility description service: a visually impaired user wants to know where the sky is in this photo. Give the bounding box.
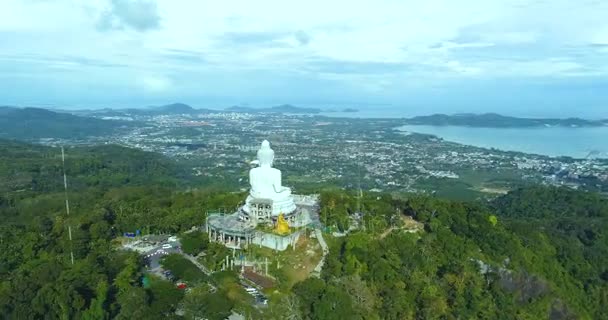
[1,0,607,117]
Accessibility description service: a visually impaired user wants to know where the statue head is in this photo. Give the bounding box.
[257,140,274,167]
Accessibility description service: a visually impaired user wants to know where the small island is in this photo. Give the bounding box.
[404,113,608,128]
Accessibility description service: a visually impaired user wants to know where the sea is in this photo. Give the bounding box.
[316,107,608,159]
[396,125,608,159]
[209,104,608,159]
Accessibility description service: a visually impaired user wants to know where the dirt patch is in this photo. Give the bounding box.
[243,267,275,289]
[476,186,510,194]
[379,215,423,239]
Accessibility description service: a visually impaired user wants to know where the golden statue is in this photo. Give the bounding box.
[274,213,290,235]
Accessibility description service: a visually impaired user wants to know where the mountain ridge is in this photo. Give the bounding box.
[0,106,132,140]
[404,112,608,128]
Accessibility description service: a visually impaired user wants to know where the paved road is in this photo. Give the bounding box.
[311,228,329,277]
[144,244,181,269]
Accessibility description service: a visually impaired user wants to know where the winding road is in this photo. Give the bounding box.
[311,228,329,277]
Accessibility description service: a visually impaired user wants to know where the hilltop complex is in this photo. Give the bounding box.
[206,140,319,251]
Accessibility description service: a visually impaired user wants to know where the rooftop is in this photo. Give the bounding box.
[208,213,255,236]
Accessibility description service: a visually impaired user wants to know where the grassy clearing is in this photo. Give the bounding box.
[244,233,323,289]
[458,168,522,188]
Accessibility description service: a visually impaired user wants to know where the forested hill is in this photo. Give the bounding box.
[1,139,607,318]
[0,139,184,194]
[491,187,608,319]
[492,185,608,218]
[294,187,608,319]
[404,113,607,128]
[0,106,132,140]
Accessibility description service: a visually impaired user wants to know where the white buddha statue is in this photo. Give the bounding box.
[243,140,296,216]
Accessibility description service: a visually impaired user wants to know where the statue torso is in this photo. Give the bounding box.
[250,166,283,198]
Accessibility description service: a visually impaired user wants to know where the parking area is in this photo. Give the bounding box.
[240,281,268,307]
[122,233,266,308]
[122,235,182,274]
[144,245,181,269]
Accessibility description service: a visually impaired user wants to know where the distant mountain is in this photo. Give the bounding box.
[124,102,213,115]
[0,106,16,115]
[342,108,359,113]
[404,113,608,128]
[269,104,322,113]
[226,104,322,114]
[0,106,132,140]
[70,103,217,117]
[226,106,257,113]
[147,103,202,114]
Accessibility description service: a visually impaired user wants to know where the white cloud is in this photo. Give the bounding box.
[591,26,608,45]
[0,0,607,104]
[97,0,161,32]
[140,75,172,92]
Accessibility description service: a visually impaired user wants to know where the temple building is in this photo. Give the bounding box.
[205,140,319,251]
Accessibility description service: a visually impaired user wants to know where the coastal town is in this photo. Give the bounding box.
[39,109,608,198]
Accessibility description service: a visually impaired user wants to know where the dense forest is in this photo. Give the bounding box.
[1,140,607,319]
[294,189,608,319]
[0,107,133,140]
[0,140,244,319]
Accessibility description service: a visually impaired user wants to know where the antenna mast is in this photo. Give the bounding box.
[61,146,75,265]
[357,156,362,213]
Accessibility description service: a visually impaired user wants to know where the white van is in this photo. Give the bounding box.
[162,244,172,249]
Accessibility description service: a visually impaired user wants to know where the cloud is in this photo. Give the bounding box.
[304,58,409,75]
[140,75,172,92]
[215,30,312,50]
[0,0,607,110]
[98,0,161,32]
[294,31,311,45]
[161,49,206,63]
[215,31,289,50]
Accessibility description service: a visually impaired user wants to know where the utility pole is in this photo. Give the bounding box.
[61,147,75,266]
